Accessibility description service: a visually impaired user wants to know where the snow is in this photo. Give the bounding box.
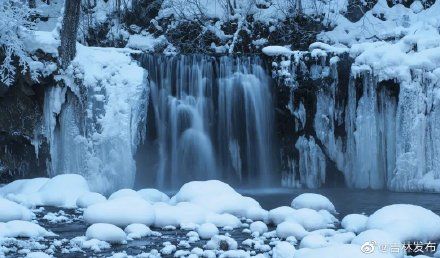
[36,174,90,208]
[0,178,49,196]
[0,198,34,222]
[171,180,263,219]
[197,223,219,240]
[137,189,170,203]
[272,241,295,258]
[0,220,55,238]
[268,206,335,231]
[262,46,294,57]
[126,34,166,52]
[76,192,107,208]
[276,221,308,240]
[205,235,238,250]
[294,244,395,258]
[25,252,52,258]
[291,193,336,213]
[124,224,153,239]
[85,223,127,244]
[341,214,369,234]
[299,234,328,249]
[249,221,268,235]
[366,204,440,242]
[109,189,140,200]
[83,197,156,227]
[351,229,403,258]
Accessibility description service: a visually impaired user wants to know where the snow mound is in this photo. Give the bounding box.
[0,198,34,222]
[83,197,155,227]
[367,204,440,242]
[205,235,238,250]
[124,223,153,239]
[171,180,263,218]
[295,244,395,258]
[276,221,308,240]
[269,206,335,230]
[37,174,90,208]
[291,193,336,213]
[109,189,140,200]
[197,223,219,239]
[262,46,294,57]
[272,241,295,258]
[153,202,208,228]
[0,174,91,208]
[86,223,126,244]
[342,214,368,234]
[249,221,268,234]
[76,192,107,208]
[352,229,403,258]
[300,234,328,249]
[0,178,49,196]
[137,189,170,203]
[25,252,52,258]
[0,220,55,238]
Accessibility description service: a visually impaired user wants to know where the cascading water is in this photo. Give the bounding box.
[137,55,277,189]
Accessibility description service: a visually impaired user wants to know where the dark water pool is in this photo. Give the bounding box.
[241,188,440,217]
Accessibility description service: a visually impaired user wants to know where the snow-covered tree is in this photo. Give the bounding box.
[0,0,35,86]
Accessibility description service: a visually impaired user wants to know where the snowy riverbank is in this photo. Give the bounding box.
[1,174,440,258]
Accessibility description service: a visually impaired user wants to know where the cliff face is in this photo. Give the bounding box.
[0,76,50,183]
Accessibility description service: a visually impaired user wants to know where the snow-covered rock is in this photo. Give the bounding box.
[25,252,52,258]
[171,180,263,219]
[205,235,238,250]
[299,234,328,249]
[0,220,55,238]
[249,221,268,235]
[0,178,49,196]
[197,223,219,239]
[86,223,126,244]
[83,197,155,227]
[124,223,153,239]
[291,193,336,213]
[295,244,395,258]
[153,202,208,228]
[108,189,140,200]
[137,189,170,203]
[352,229,403,258]
[262,46,293,57]
[76,192,107,208]
[342,214,368,234]
[276,221,308,240]
[367,204,440,242]
[37,174,90,208]
[272,241,295,258]
[0,198,34,222]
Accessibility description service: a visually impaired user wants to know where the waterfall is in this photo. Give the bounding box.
[138,55,277,189]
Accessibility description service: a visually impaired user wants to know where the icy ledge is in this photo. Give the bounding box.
[1,174,440,257]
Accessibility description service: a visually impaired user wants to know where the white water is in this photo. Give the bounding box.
[139,55,276,189]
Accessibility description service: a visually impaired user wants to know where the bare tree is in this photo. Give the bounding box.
[60,0,81,69]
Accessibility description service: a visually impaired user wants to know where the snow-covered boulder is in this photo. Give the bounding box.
[272,241,295,258]
[76,192,106,208]
[262,46,293,57]
[249,221,268,234]
[0,198,34,222]
[276,221,308,240]
[206,213,241,228]
[108,189,140,200]
[300,234,328,249]
[86,223,126,244]
[197,223,219,239]
[269,206,296,225]
[269,206,334,230]
[367,204,440,242]
[137,188,170,203]
[205,235,238,251]
[245,207,269,222]
[295,244,395,258]
[291,193,336,213]
[0,220,55,238]
[352,229,403,258]
[25,252,52,258]
[36,174,90,208]
[0,178,49,196]
[171,180,262,218]
[342,214,368,234]
[153,202,208,228]
[124,223,152,239]
[83,197,155,227]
